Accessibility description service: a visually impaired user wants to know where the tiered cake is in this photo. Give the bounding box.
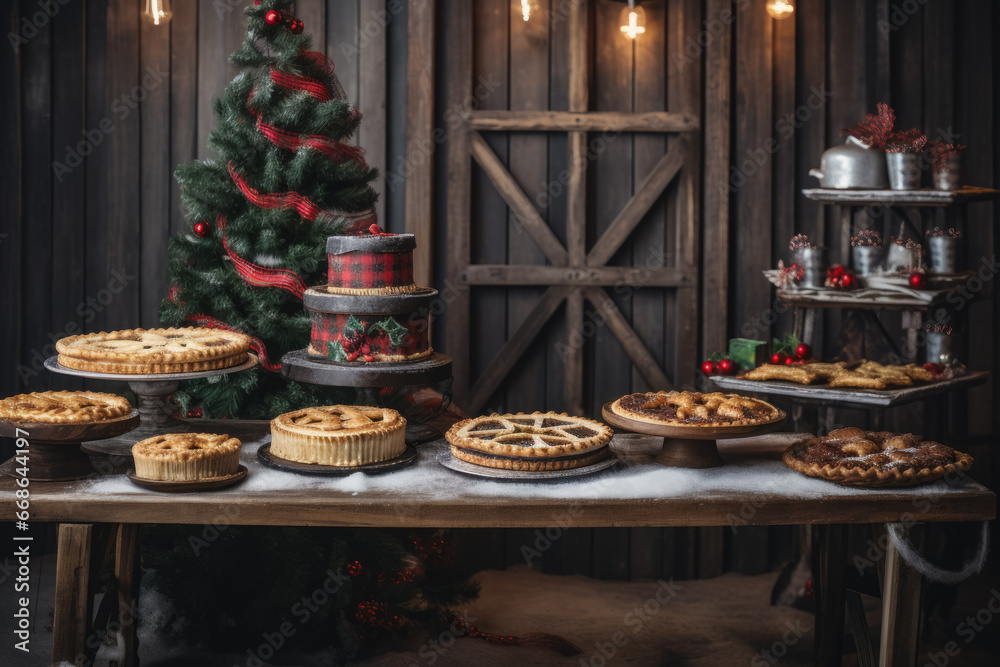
[304,232,438,364]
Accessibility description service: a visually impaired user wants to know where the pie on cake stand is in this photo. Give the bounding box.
[602,391,787,468]
[44,354,258,455]
[0,410,140,481]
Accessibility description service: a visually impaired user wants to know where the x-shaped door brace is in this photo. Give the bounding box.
[458,110,698,414]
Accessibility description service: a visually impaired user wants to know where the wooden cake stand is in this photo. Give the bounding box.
[601,403,787,468]
[44,355,258,455]
[0,410,140,481]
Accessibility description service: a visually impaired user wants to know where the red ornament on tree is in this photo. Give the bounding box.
[289,19,304,34]
[264,9,281,25]
[909,272,926,289]
[193,221,210,237]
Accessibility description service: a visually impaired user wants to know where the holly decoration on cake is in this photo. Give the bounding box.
[326,315,410,363]
[160,0,380,418]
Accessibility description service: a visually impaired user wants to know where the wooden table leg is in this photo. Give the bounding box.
[53,523,94,665]
[879,523,924,667]
[116,524,141,667]
[813,523,848,667]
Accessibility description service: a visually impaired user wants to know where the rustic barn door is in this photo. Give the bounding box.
[446,0,701,417]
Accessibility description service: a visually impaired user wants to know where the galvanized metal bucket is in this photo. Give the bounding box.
[795,246,828,289]
[884,243,920,273]
[925,331,952,365]
[886,152,922,190]
[927,235,957,274]
[851,244,882,277]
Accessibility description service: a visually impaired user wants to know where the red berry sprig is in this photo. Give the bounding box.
[701,353,737,376]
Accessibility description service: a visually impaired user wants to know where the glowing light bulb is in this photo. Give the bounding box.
[521,0,531,22]
[766,0,795,20]
[619,4,646,39]
[142,0,172,26]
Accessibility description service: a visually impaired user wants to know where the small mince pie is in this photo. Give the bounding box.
[446,412,613,471]
[783,427,973,487]
[609,390,783,427]
[132,433,242,481]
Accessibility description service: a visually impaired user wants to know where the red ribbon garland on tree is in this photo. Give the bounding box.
[166,288,282,372]
[269,68,331,102]
[247,89,367,169]
[218,214,307,298]
[229,161,376,230]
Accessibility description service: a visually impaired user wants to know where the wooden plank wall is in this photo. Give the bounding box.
[2,0,998,582]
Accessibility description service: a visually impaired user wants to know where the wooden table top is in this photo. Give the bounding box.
[1,432,993,528]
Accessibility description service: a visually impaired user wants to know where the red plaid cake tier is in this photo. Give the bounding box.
[303,288,436,363]
[326,233,419,294]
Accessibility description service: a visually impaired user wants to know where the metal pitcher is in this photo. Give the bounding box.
[809,136,889,189]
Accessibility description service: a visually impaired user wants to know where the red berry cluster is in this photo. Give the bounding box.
[701,357,736,376]
[771,343,812,366]
[826,265,857,289]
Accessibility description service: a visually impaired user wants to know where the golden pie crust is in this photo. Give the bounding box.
[783,427,973,488]
[609,391,782,427]
[56,327,251,374]
[446,412,612,471]
[738,360,934,389]
[0,391,132,424]
[270,405,406,466]
[132,433,242,481]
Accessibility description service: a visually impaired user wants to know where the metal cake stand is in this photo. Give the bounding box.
[602,402,787,469]
[280,349,453,387]
[44,355,259,455]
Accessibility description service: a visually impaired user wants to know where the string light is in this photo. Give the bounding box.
[766,0,795,20]
[620,1,646,39]
[142,0,172,26]
[521,0,531,22]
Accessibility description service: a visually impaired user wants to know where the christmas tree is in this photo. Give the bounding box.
[161,0,378,418]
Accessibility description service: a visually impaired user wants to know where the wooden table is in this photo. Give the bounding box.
[2,432,994,666]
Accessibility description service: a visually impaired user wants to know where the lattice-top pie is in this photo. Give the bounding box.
[56,327,250,374]
[446,412,613,471]
[783,427,973,487]
[0,391,132,424]
[270,405,406,467]
[131,433,242,481]
[610,391,783,427]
